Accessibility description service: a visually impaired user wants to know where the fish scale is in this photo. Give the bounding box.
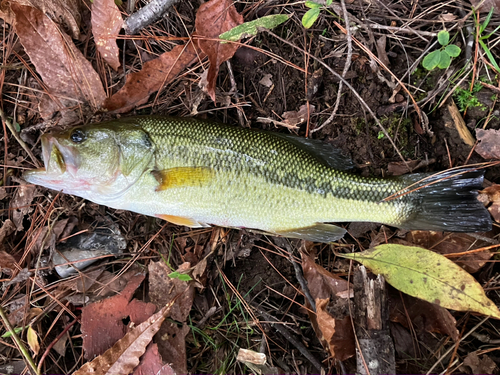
[23,116,492,243]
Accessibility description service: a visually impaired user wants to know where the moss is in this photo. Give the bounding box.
[379,114,413,155]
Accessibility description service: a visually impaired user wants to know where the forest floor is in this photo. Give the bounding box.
[1,0,500,374]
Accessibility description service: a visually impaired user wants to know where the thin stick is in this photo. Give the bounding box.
[123,0,181,35]
[0,306,41,375]
[0,108,40,168]
[312,0,353,133]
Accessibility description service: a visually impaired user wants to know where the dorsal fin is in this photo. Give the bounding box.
[272,133,355,171]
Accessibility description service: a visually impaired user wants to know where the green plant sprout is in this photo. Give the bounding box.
[302,0,333,29]
[454,82,486,112]
[422,30,461,70]
[475,7,500,73]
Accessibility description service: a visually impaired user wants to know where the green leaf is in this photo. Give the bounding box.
[479,39,500,73]
[437,30,450,46]
[444,44,461,57]
[168,271,192,281]
[422,50,441,70]
[480,7,494,34]
[339,244,500,319]
[2,326,24,338]
[177,274,192,281]
[302,8,320,29]
[326,0,333,5]
[437,49,451,69]
[219,14,290,42]
[305,1,322,9]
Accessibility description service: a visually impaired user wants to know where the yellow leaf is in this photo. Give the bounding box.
[340,244,500,319]
[27,325,40,355]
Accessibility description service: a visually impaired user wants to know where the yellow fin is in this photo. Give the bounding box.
[152,167,214,191]
[156,214,207,228]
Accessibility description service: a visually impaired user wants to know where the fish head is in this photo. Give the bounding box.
[24,124,154,199]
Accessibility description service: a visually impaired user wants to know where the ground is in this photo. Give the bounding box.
[1,0,500,374]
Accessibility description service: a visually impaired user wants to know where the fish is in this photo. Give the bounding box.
[23,116,492,243]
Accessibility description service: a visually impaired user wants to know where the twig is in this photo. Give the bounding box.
[0,306,41,375]
[274,238,316,311]
[123,0,181,35]
[0,108,40,168]
[226,60,246,127]
[266,30,410,167]
[365,23,437,38]
[255,307,324,373]
[312,0,352,133]
[426,316,490,375]
[37,319,77,373]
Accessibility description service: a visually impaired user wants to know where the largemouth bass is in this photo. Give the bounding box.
[23,116,492,243]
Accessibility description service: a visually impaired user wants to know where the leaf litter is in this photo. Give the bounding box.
[2,0,500,373]
[91,0,123,71]
[9,3,106,123]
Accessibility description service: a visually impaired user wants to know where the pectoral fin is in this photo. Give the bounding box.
[156,214,209,228]
[152,167,214,191]
[273,223,347,243]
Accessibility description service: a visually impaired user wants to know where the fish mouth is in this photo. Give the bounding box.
[41,134,78,176]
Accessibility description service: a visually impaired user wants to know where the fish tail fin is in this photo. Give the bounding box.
[398,168,492,232]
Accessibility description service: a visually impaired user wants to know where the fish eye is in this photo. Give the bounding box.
[70,129,86,143]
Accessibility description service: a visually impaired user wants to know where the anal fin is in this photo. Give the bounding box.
[156,214,208,228]
[272,223,347,243]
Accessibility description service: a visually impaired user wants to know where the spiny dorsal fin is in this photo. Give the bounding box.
[271,133,354,171]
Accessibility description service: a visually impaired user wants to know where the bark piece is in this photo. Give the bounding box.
[353,266,395,375]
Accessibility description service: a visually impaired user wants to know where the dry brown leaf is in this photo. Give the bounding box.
[282,105,316,128]
[0,219,16,244]
[11,184,36,231]
[301,253,351,299]
[30,216,78,254]
[314,299,354,361]
[149,261,194,322]
[0,250,17,275]
[388,289,459,341]
[91,0,122,70]
[0,0,83,38]
[75,301,175,375]
[301,253,355,361]
[195,0,243,102]
[104,41,201,113]
[81,271,157,359]
[460,352,498,374]
[133,344,176,375]
[11,3,105,122]
[470,0,500,13]
[404,231,492,273]
[148,261,194,374]
[476,128,500,160]
[480,184,500,223]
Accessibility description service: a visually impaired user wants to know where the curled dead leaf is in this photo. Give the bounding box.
[1,0,83,38]
[480,184,500,223]
[195,0,243,102]
[301,253,355,361]
[91,0,123,70]
[104,42,201,113]
[11,4,105,122]
[75,302,175,375]
[476,128,500,160]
